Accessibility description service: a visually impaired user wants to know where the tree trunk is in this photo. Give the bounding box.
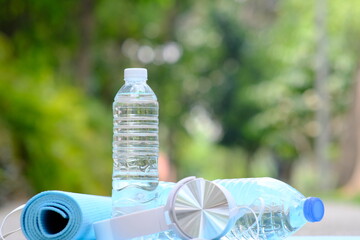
[343,66,360,194]
[75,0,94,94]
[315,0,331,190]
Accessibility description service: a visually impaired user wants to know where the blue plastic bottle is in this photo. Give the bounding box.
[156,178,324,240]
[214,178,325,240]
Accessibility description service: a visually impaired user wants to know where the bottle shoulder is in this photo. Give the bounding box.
[215,178,305,205]
[115,83,157,101]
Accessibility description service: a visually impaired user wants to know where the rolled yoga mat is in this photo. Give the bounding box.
[21,191,112,240]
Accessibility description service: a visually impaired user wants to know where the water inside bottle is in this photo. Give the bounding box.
[230,209,298,240]
[112,93,159,216]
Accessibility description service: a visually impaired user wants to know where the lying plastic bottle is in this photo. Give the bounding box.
[157,177,324,240]
[214,178,325,240]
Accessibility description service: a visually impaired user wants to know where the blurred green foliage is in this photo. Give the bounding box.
[0,45,112,196]
[1,0,360,200]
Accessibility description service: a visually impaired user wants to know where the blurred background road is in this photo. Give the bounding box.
[295,201,360,236]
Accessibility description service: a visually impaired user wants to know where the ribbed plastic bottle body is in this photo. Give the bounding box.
[140,179,315,240]
[214,178,308,240]
[112,81,159,217]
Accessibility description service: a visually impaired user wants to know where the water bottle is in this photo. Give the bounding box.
[112,68,159,217]
[214,178,325,240]
[155,178,324,240]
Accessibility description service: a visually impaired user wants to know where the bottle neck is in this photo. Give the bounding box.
[124,78,147,84]
[288,199,308,229]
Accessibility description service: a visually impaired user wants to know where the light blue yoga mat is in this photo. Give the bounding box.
[21,191,112,240]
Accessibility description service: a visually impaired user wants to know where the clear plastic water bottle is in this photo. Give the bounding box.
[154,178,324,240]
[112,68,159,217]
[214,178,325,240]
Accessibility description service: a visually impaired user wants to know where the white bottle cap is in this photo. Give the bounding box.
[124,68,147,81]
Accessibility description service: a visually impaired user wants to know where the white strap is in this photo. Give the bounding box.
[0,204,25,240]
[239,205,260,239]
[237,197,265,240]
[94,206,169,240]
